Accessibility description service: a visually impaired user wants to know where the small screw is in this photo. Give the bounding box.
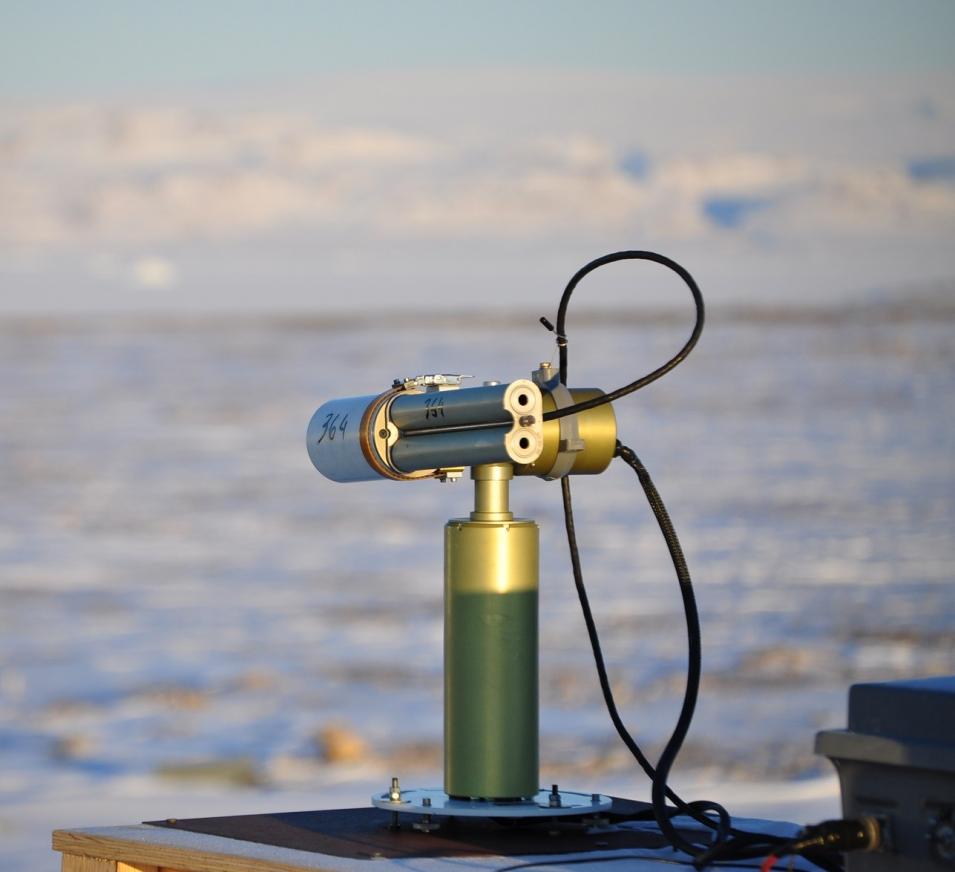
[422,797,432,807]
[592,793,600,803]
[519,415,536,427]
[389,776,401,802]
[549,784,561,808]
[378,428,389,439]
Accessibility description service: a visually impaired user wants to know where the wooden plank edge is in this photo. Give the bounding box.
[61,856,117,872]
[52,829,339,872]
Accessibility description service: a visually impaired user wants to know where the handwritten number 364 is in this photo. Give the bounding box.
[316,412,348,444]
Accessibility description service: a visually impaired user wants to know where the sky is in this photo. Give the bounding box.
[1,2,954,314]
[4,1,955,94]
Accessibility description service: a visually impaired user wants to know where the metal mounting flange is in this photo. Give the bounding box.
[373,785,612,819]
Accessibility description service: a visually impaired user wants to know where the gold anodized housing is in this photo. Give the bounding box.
[444,464,539,800]
[514,388,617,478]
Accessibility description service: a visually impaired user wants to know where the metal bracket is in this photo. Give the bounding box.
[533,363,584,480]
[396,374,473,392]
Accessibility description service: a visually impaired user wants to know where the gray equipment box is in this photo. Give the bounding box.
[816,676,955,871]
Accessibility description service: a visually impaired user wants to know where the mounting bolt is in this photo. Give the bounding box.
[592,793,600,803]
[422,796,432,808]
[389,776,401,802]
[549,784,562,808]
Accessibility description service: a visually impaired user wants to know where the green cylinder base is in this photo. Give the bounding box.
[444,518,539,800]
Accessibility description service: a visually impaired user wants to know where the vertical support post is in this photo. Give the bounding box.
[444,463,539,800]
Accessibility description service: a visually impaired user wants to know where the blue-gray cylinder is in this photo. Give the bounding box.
[306,394,379,482]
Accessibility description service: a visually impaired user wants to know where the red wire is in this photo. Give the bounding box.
[760,855,779,872]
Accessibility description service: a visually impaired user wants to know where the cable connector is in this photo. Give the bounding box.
[792,816,883,854]
[759,818,881,872]
[538,315,567,347]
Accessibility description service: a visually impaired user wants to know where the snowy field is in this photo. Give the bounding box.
[1,297,953,870]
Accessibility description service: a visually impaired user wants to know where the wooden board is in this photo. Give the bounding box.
[52,811,806,872]
[53,825,363,872]
[52,819,664,872]
[53,798,659,872]
[60,858,119,872]
[60,858,165,872]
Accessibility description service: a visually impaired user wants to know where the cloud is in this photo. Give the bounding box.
[1,104,954,251]
[130,256,177,288]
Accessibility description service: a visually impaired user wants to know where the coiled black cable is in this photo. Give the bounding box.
[547,251,812,869]
[543,250,704,420]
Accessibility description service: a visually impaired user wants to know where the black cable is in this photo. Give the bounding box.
[616,442,706,857]
[621,446,841,868]
[543,250,704,417]
[561,447,798,860]
[549,251,727,832]
[494,853,772,872]
[547,251,821,870]
[560,475,720,824]
[625,445,855,872]
[562,449,834,869]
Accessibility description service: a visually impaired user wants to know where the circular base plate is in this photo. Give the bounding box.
[372,787,612,818]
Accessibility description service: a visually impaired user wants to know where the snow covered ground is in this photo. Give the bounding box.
[1,296,953,870]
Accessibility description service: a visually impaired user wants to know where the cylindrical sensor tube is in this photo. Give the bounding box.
[306,394,378,482]
[390,425,512,473]
[390,384,514,432]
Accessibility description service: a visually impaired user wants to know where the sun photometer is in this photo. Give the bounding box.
[307,364,616,484]
[307,362,618,818]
